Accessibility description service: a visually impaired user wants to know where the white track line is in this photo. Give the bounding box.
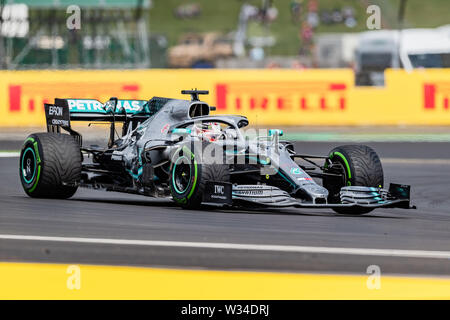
[0,152,20,158]
[1,234,449,260]
[381,158,450,165]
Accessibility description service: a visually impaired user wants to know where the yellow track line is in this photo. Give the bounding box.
[0,262,449,299]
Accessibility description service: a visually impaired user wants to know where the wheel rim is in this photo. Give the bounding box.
[21,147,37,184]
[172,156,192,194]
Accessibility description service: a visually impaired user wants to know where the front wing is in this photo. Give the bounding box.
[204,183,415,210]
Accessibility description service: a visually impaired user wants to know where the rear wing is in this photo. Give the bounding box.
[45,98,149,125]
[44,97,151,147]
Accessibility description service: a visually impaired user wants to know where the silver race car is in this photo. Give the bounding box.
[19,90,414,215]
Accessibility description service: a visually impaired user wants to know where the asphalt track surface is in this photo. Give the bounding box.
[1,141,450,276]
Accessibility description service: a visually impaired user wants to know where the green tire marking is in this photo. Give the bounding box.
[330,151,352,186]
[186,154,198,200]
[171,146,198,201]
[331,152,351,179]
[172,156,191,194]
[24,137,35,145]
[22,137,42,193]
[28,166,41,193]
[33,141,41,163]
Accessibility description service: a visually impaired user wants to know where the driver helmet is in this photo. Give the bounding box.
[194,122,223,142]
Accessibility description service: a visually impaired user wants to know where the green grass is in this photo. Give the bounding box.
[149,0,245,46]
[149,0,450,56]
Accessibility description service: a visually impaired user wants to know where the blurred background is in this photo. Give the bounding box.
[1,1,450,299]
[1,0,449,84]
[0,0,449,130]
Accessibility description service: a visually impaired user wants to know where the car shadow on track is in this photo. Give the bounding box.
[56,197,408,219]
[68,197,178,208]
[199,205,408,219]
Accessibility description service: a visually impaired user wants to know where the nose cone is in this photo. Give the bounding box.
[302,183,329,200]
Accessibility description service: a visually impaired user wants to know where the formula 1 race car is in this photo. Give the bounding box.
[19,90,414,215]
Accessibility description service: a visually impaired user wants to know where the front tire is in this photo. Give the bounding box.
[323,145,383,215]
[169,144,230,209]
[19,133,82,199]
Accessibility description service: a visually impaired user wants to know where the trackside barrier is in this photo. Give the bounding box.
[0,68,449,127]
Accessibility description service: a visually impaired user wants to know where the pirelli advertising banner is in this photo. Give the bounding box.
[0,68,449,127]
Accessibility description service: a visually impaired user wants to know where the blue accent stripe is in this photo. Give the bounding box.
[277,170,296,187]
[246,156,269,165]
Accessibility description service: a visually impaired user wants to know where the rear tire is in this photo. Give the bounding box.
[170,143,230,209]
[323,145,383,215]
[19,133,82,199]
